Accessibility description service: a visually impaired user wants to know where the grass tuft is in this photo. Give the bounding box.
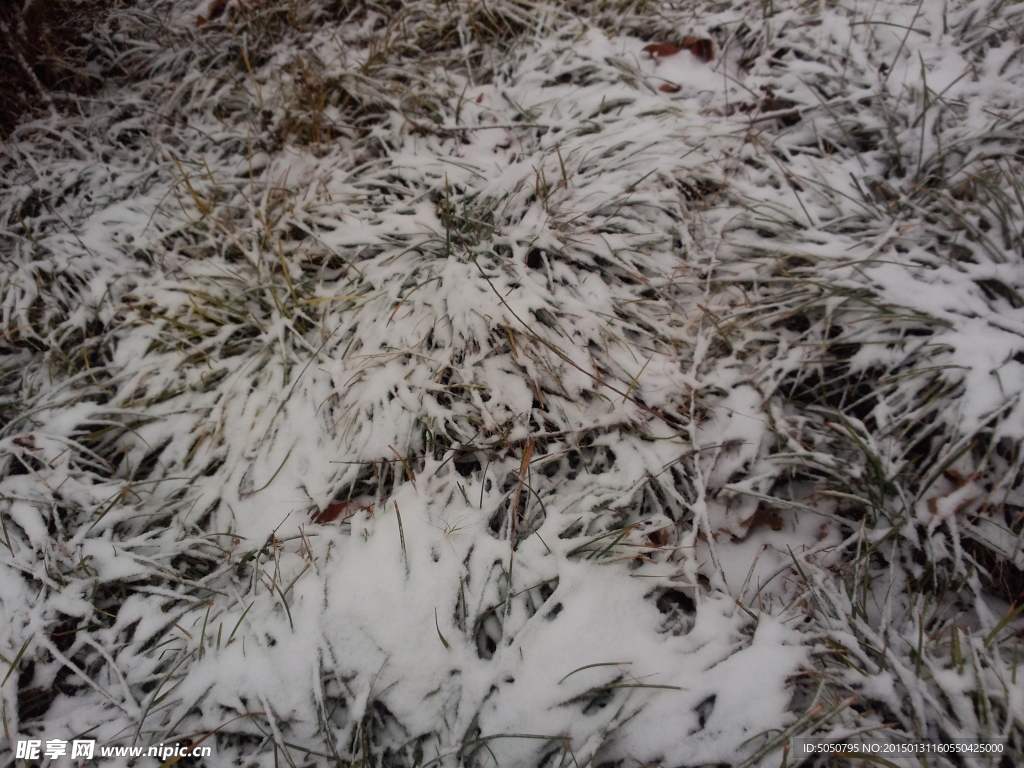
[2,0,1024,765]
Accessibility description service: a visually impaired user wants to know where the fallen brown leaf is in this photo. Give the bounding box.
[643,43,681,58]
[313,500,371,524]
[741,505,784,535]
[645,527,671,547]
[681,36,714,63]
[208,0,228,19]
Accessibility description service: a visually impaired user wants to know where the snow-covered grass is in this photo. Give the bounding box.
[2,0,1023,765]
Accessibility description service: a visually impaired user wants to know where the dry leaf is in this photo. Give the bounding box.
[313,500,371,524]
[741,505,784,534]
[642,43,681,58]
[681,36,714,63]
[643,38,714,64]
[645,527,671,547]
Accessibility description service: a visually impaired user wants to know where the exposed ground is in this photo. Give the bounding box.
[2,0,1024,765]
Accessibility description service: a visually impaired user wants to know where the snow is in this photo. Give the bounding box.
[2,0,1024,764]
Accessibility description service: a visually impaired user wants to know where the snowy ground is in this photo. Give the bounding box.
[2,0,1024,765]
